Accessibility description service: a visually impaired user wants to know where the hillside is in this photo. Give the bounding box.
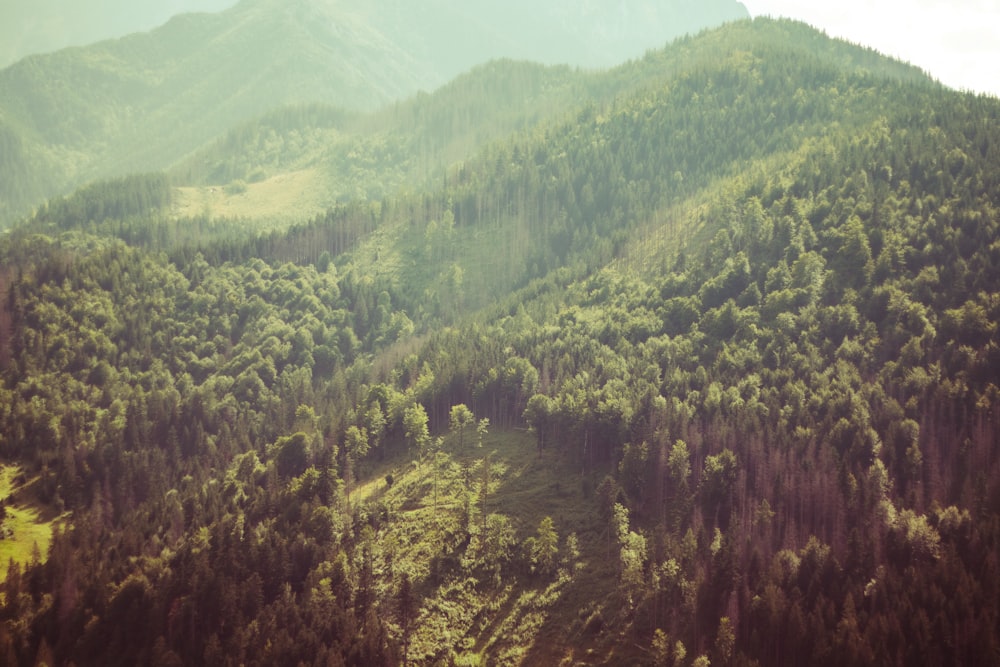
[167,60,591,217]
[1,17,1000,667]
[0,0,748,225]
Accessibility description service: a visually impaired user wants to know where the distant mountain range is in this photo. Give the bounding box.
[0,0,236,69]
[0,0,748,224]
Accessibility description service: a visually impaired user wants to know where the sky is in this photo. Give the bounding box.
[741,0,1000,97]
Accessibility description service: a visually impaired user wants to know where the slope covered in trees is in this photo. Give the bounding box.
[1,17,999,667]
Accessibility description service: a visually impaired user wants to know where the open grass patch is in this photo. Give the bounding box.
[349,429,622,665]
[0,465,65,583]
[172,168,330,224]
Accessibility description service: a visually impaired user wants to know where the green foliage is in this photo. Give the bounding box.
[0,0,751,225]
[530,516,559,577]
[29,173,172,231]
[223,179,247,196]
[668,440,692,490]
[272,432,309,478]
[403,403,430,456]
[449,403,476,449]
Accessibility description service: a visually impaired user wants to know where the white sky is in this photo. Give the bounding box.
[741,0,1000,97]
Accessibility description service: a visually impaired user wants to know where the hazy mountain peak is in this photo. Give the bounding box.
[0,1,238,68]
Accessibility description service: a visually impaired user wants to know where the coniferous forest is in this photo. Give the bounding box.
[1,9,1000,667]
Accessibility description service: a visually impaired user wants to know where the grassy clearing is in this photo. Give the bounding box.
[171,168,331,223]
[0,465,64,583]
[353,429,626,666]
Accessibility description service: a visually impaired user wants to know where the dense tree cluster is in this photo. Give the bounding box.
[0,232,422,664]
[28,174,173,232]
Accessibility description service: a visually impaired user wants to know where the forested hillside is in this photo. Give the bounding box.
[1,17,1000,667]
[0,0,747,225]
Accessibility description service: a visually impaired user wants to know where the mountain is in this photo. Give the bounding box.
[171,13,929,225]
[0,0,748,225]
[0,0,236,69]
[3,16,1000,667]
[0,0,437,223]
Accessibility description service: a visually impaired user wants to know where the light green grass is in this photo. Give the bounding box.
[172,168,331,223]
[0,465,64,583]
[352,429,624,666]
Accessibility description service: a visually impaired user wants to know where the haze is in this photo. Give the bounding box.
[0,0,236,67]
[6,0,997,99]
[2,3,1000,664]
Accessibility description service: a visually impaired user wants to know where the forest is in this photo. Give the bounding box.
[1,15,999,667]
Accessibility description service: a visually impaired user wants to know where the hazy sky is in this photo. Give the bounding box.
[2,0,997,99]
[741,0,1000,97]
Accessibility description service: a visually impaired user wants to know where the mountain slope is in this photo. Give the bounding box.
[167,60,590,210]
[0,0,434,223]
[205,18,942,314]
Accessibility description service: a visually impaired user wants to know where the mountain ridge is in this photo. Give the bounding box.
[167,17,938,225]
[0,1,236,69]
